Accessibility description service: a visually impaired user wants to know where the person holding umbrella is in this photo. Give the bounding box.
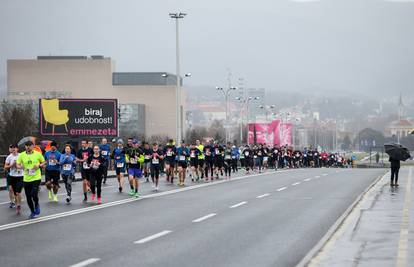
[384,143,411,187]
[389,156,401,187]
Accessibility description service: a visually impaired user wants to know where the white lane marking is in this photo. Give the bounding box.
[0,169,300,231]
[134,230,172,244]
[256,193,270,199]
[0,199,26,205]
[315,176,321,178]
[304,178,311,182]
[277,187,287,192]
[292,182,301,186]
[192,213,217,223]
[230,201,248,208]
[322,174,328,176]
[69,258,100,267]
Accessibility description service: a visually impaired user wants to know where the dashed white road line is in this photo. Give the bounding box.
[304,178,311,182]
[69,258,100,267]
[192,213,217,223]
[315,176,321,178]
[292,182,301,186]
[277,187,287,192]
[134,230,172,244]
[230,201,248,208]
[322,174,328,176]
[256,193,270,199]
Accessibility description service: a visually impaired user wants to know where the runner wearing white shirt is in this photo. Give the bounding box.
[5,144,24,215]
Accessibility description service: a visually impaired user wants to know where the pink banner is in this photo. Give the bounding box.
[248,120,292,146]
[280,123,292,147]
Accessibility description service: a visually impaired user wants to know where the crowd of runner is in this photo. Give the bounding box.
[4,137,351,219]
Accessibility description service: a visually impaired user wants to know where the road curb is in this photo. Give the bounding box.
[295,170,388,267]
[0,173,120,191]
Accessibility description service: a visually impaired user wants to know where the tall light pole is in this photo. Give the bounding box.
[258,105,275,122]
[169,12,186,143]
[236,96,260,144]
[217,86,237,143]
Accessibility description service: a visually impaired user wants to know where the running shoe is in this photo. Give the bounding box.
[91,194,96,201]
[28,212,36,219]
[53,194,58,202]
[34,206,41,216]
[16,205,21,215]
[97,198,102,204]
[119,187,123,193]
[48,190,53,200]
[155,186,159,191]
[9,202,15,209]
[66,196,71,203]
[129,189,135,196]
[82,197,87,203]
[134,192,140,198]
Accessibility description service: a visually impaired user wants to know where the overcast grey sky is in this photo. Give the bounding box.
[1,0,414,96]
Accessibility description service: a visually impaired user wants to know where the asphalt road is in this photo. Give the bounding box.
[0,168,386,267]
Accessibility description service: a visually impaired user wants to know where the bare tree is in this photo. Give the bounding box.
[0,102,38,153]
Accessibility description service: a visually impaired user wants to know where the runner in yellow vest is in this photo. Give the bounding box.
[196,140,205,179]
[16,141,45,219]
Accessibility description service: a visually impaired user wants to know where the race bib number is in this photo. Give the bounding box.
[179,156,186,161]
[130,158,137,164]
[206,151,211,156]
[245,152,249,156]
[83,162,90,169]
[101,151,108,156]
[152,158,159,164]
[167,151,173,156]
[254,155,257,159]
[116,162,124,168]
[28,169,36,176]
[92,164,99,170]
[190,152,195,158]
[225,155,231,160]
[49,160,56,166]
[263,156,268,161]
[63,164,72,171]
[258,152,262,156]
[145,155,151,160]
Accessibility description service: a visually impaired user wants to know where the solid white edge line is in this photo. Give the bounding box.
[134,230,172,244]
[304,178,311,182]
[292,182,301,186]
[256,193,270,199]
[277,187,287,192]
[0,169,297,231]
[69,258,100,267]
[192,213,217,223]
[230,201,248,208]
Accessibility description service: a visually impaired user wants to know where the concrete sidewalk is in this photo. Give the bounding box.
[308,167,413,267]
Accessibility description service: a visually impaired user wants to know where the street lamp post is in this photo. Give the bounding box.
[236,96,260,144]
[169,12,186,143]
[217,86,237,143]
[258,105,275,122]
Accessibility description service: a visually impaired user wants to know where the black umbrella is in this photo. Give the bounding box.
[384,143,411,161]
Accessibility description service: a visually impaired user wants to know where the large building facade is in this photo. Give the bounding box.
[7,56,186,139]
